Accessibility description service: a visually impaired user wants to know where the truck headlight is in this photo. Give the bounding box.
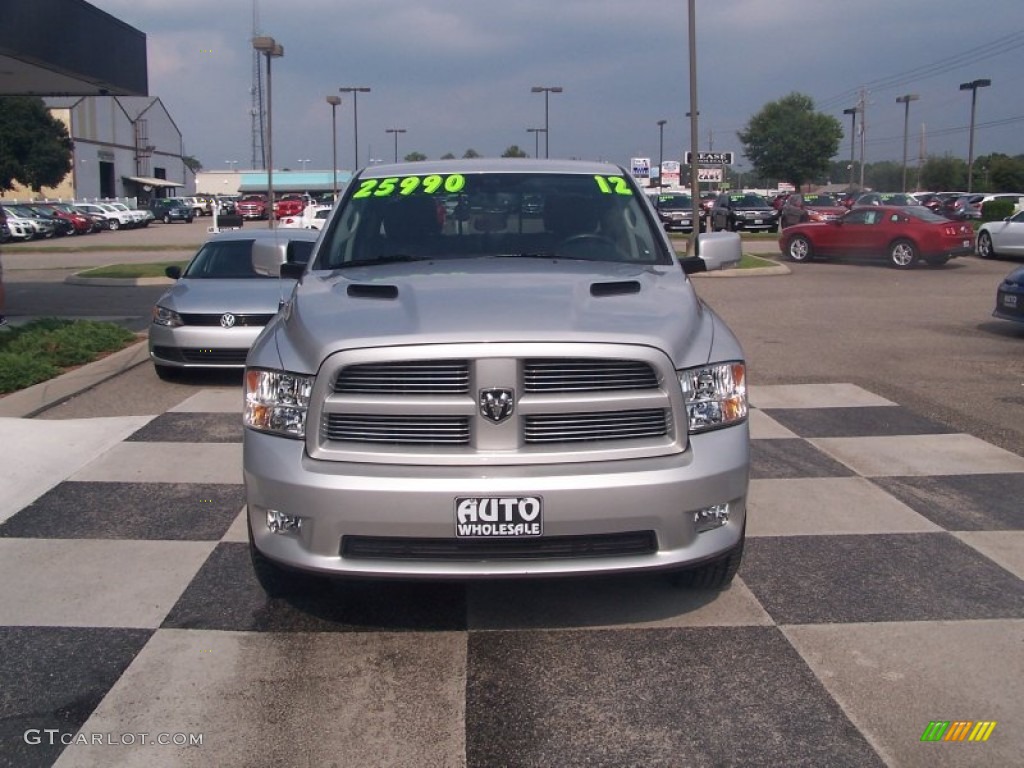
[244,368,314,438]
[679,362,747,433]
[152,305,183,327]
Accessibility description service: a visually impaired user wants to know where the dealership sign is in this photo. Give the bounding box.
[685,151,734,165]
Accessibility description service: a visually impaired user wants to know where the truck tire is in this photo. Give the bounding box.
[671,534,744,589]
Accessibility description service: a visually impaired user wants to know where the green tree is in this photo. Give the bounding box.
[403,151,427,162]
[738,93,842,191]
[0,95,73,192]
[501,145,527,158]
[981,153,1024,192]
[182,155,203,174]
[919,155,966,191]
[462,148,481,159]
[440,152,456,160]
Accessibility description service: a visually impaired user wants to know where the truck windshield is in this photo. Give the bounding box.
[315,172,671,269]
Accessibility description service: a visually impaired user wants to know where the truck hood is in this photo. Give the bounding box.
[260,258,718,372]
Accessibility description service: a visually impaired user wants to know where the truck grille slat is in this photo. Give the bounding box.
[335,360,469,394]
[324,415,470,444]
[524,409,668,443]
[524,358,658,391]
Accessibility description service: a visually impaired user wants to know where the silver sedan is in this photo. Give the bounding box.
[149,228,319,379]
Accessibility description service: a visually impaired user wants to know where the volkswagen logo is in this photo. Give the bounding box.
[220,313,237,328]
[479,388,515,424]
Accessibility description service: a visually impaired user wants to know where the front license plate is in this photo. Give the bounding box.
[455,496,543,537]
[1003,294,1018,309]
[753,219,763,224]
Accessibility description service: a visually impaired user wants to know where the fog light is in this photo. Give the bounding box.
[694,503,730,533]
[266,509,302,535]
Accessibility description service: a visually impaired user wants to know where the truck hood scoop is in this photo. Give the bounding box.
[347,283,399,300]
[590,280,641,297]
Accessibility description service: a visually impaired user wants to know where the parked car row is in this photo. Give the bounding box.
[0,200,156,240]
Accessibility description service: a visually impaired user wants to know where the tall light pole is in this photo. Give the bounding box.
[656,119,667,189]
[338,86,371,170]
[386,128,406,163]
[527,128,545,158]
[326,95,341,199]
[959,78,991,193]
[253,36,283,228]
[225,159,238,172]
[895,94,919,193]
[842,107,857,190]
[530,86,563,158]
[687,0,700,248]
[298,158,310,170]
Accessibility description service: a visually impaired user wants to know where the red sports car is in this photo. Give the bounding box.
[779,205,974,268]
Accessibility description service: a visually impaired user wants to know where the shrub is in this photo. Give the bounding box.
[981,198,1015,222]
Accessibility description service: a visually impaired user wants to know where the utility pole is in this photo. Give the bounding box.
[857,88,867,190]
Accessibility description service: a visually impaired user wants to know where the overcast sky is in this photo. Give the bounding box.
[87,0,1024,177]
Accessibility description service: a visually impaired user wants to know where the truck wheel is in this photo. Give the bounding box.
[163,214,172,224]
[154,364,180,381]
[671,534,744,589]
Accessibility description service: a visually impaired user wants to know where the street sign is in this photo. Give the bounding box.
[685,151,734,165]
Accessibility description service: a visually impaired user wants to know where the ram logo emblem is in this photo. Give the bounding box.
[479,388,515,424]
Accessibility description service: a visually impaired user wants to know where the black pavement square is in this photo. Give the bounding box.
[465,626,884,768]
[750,438,856,479]
[161,543,467,633]
[742,534,1024,625]
[871,473,1024,531]
[0,627,152,768]
[125,412,242,443]
[0,482,245,540]
[761,406,954,438]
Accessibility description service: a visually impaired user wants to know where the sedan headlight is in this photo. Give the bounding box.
[152,305,183,327]
[679,362,747,433]
[244,369,314,438]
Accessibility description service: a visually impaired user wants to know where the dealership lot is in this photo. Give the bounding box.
[1,228,1021,766]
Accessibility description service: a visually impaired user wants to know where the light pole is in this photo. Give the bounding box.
[326,95,341,199]
[225,160,238,172]
[530,86,563,158]
[338,86,371,171]
[842,107,857,190]
[895,94,919,193]
[959,78,991,192]
[298,158,310,170]
[656,119,667,189]
[386,128,406,163]
[253,36,283,228]
[686,0,700,247]
[526,128,545,158]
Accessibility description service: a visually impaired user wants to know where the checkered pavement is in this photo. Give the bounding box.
[1,383,1021,767]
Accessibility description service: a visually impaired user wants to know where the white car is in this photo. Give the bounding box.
[106,201,149,228]
[278,203,331,230]
[977,209,1024,259]
[76,203,133,231]
[0,205,45,239]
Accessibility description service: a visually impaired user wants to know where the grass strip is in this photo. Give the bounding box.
[77,261,189,279]
[0,318,137,394]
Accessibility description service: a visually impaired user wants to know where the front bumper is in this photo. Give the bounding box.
[148,323,263,368]
[244,424,749,579]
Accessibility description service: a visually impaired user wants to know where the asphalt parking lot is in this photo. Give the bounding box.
[0,225,1021,766]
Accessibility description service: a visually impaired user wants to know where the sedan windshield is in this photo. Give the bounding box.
[183,239,266,279]
[315,171,670,269]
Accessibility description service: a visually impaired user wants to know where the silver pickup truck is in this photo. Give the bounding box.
[243,159,749,596]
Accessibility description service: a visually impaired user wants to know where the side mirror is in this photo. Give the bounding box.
[680,232,742,275]
[251,239,288,277]
[165,265,182,279]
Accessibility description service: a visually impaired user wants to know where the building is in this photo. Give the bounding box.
[197,170,352,198]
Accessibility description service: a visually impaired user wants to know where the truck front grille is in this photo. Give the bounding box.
[311,345,683,464]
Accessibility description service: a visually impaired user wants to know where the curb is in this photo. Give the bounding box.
[65,274,173,287]
[0,339,150,418]
[692,262,791,278]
